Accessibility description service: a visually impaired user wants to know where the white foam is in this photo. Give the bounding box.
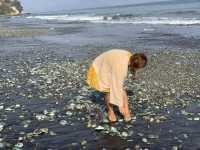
[27,15,104,21]
[26,15,200,25]
[92,17,200,25]
[144,28,155,31]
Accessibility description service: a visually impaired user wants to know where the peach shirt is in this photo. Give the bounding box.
[92,49,132,107]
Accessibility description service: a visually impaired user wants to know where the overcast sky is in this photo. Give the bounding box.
[19,0,169,13]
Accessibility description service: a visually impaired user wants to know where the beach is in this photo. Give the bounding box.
[0,2,200,149]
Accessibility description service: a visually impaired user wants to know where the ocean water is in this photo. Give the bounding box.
[1,0,200,56]
[26,0,200,25]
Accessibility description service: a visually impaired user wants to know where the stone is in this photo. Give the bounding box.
[121,132,128,137]
[110,127,118,133]
[142,138,148,143]
[81,140,87,146]
[0,0,23,15]
[0,143,4,148]
[0,106,4,110]
[0,123,5,132]
[59,120,67,126]
[35,114,47,120]
[183,134,188,139]
[95,126,104,131]
[172,146,178,150]
[194,117,200,121]
[148,134,159,139]
[66,111,73,116]
[14,143,24,149]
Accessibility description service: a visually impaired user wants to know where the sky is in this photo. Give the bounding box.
[19,0,169,13]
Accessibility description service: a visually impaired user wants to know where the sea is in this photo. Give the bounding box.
[1,0,200,56]
[27,0,200,25]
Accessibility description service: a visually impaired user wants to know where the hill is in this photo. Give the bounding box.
[0,0,23,15]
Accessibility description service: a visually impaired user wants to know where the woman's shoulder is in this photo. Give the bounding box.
[93,49,132,64]
[104,49,132,55]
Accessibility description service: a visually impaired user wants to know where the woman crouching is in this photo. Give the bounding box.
[87,49,147,122]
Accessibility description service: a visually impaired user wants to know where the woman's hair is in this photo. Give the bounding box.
[129,53,147,73]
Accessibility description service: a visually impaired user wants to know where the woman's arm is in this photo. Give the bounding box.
[119,90,131,122]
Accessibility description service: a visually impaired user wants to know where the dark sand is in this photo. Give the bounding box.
[0,20,200,150]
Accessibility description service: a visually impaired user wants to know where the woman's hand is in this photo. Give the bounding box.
[119,106,131,122]
[132,71,138,80]
[119,106,125,115]
[132,75,138,80]
[119,90,131,122]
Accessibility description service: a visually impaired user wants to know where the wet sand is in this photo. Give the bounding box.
[0,22,200,150]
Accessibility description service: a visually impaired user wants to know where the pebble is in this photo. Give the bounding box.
[183,134,188,139]
[172,146,178,150]
[91,124,97,128]
[193,117,200,121]
[138,133,144,137]
[81,140,87,146]
[142,138,148,143]
[148,134,159,139]
[49,131,57,136]
[59,120,67,126]
[121,131,128,137]
[0,106,4,110]
[14,143,24,148]
[95,125,104,131]
[134,145,140,150]
[71,142,78,146]
[0,143,4,148]
[0,123,4,132]
[66,111,73,116]
[35,114,47,120]
[15,104,21,108]
[110,127,118,133]
[129,131,134,136]
[18,137,24,141]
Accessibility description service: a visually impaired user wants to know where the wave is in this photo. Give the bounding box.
[97,17,200,25]
[163,10,200,16]
[167,10,199,15]
[27,15,104,21]
[26,14,200,25]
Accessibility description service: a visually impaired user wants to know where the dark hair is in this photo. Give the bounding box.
[129,53,147,72]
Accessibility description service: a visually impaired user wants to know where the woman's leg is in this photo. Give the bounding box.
[122,90,131,122]
[105,93,117,122]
